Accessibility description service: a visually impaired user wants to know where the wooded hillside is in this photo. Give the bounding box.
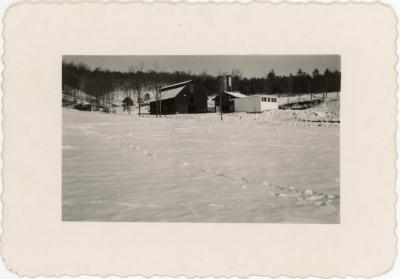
[62,62,341,99]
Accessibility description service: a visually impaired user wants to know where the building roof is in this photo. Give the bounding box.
[225,91,247,98]
[161,80,192,92]
[244,94,280,98]
[149,81,191,103]
[161,85,186,101]
[213,91,247,100]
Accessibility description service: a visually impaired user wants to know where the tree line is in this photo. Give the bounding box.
[240,68,341,95]
[62,62,341,102]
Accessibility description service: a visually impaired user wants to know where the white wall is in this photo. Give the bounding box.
[260,97,279,110]
[234,95,261,112]
[234,95,279,112]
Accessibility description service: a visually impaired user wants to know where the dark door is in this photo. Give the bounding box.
[229,100,235,112]
[188,104,196,113]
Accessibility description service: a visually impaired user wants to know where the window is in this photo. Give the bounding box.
[267,97,270,102]
[261,97,266,102]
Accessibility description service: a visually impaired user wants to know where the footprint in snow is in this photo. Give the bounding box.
[90,200,103,204]
[146,204,161,208]
[209,203,225,208]
[120,203,140,208]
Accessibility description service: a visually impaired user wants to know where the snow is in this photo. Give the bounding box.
[223,91,247,98]
[62,104,340,223]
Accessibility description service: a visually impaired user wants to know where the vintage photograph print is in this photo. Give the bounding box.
[62,55,340,223]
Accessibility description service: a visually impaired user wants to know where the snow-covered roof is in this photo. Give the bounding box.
[149,80,191,103]
[213,91,247,100]
[161,80,192,91]
[149,83,187,103]
[225,91,247,98]
[245,94,280,98]
[160,85,186,101]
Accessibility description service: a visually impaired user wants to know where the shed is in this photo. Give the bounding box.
[149,80,207,114]
[234,94,279,113]
[213,91,247,113]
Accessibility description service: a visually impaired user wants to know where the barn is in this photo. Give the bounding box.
[234,94,279,113]
[213,91,247,113]
[149,80,207,114]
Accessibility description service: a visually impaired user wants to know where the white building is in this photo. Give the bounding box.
[234,94,279,113]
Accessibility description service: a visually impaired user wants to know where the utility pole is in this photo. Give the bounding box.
[155,90,158,118]
[138,80,141,116]
[159,89,162,117]
[219,89,223,121]
[265,74,267,94]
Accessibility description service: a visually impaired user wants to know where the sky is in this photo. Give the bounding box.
[63,55,340,78]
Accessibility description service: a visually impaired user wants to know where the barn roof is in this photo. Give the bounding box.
[161,80,192,92]
[160,85,186,101]
[149,80,192,103]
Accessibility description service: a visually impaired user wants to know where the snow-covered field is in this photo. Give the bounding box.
[62,104,340,223]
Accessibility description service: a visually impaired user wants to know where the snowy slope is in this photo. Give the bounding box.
[62,108,340,223]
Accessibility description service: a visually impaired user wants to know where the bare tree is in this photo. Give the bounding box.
[120,75,134,114]
[231,67,242,77]
[152,61,160,117]
[150,84,164,117]
[135,62,145,116]
[148,62,165,117]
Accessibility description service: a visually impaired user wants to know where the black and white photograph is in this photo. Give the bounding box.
[62,55,340,223]
[4,2,399,276]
